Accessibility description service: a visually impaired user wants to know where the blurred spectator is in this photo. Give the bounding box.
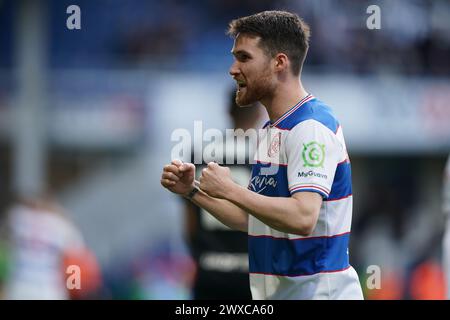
[132,240,196,300]
[2,194,101,299]
[409,259,446,300]
[62,246,102,299]
[103,239,196,300]
[184,88,262,299]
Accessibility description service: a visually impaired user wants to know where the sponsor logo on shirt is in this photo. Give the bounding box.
[297,170,328,179]
[249,175,277,194]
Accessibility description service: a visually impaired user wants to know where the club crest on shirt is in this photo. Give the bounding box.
[268,132,281,157]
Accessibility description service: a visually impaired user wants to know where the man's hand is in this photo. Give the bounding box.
[199,162,235,199]
[160,159,196,196]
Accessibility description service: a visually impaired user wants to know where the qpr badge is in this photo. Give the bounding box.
[268,132,281,157]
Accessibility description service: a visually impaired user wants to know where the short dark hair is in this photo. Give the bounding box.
[227,10,310,76]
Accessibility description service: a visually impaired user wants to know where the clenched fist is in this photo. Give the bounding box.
[160,159,196,196]
[198,162,235,199]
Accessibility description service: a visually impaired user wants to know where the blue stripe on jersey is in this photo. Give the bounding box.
[274,99,339,133]
[249,163,290,197]
[326,161,352,201]
[248,233,350,276]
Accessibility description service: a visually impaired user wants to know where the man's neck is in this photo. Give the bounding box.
[262,80,308,123]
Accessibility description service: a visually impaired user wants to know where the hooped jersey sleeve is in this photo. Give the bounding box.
[286,119,344,199]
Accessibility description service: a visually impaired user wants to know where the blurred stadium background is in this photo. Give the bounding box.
[0,0,450,299]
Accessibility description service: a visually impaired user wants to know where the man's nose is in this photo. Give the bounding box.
[229,61,240,77]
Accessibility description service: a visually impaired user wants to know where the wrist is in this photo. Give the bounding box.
[183,183,200,200]
[224,182,240,202]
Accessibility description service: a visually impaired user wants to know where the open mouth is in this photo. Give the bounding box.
[236,80,247,90]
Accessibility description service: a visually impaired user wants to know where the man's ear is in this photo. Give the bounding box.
[274,53,289,72]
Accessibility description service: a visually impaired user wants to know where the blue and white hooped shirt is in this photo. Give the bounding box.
[248,94,363,300]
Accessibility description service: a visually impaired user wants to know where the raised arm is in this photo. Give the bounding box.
[161,160,248,232]
[198,162,321,236]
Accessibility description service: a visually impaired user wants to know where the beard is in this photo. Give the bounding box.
[235,70,274,107]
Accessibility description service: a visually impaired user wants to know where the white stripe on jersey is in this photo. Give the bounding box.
[248,196,353,239]
[250,267,363,300]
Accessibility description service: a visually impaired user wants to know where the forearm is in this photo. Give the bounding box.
[226,184,317,236]
[191,184,248,232]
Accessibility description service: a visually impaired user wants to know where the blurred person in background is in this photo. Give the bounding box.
[442,155,450,299]
[162,10,363,300]
[2,193,101,299]
[184,88,262,299]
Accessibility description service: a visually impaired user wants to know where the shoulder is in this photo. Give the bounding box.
[277,98,339,133]
[277,98,340,134]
